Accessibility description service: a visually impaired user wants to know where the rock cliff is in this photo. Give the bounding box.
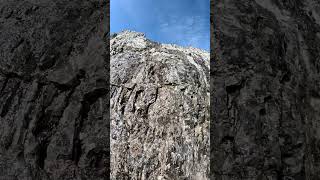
[2,0,320,179]
[110,31,210,179]
[212,0,320,179]
[0,0,109,179]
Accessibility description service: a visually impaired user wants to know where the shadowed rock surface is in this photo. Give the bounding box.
[212,0,320,179]
[0,0,109,179]
[110,31,210,179]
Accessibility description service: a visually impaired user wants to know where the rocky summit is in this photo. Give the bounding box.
[110,30,210,179]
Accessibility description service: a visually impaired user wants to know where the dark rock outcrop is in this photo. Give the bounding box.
[110,31,210,179]
[0,0,109,179]
[212,0,320,179]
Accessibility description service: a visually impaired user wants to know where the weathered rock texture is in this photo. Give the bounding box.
[110,31,210,179]
[0,0,109,179]
[212,0,320,179]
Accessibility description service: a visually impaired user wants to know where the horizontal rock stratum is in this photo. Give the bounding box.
[110,30,210,179]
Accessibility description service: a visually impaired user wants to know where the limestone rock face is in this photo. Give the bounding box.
[0,1,109,179]
[110,31,210,179]
[212,0,320,179]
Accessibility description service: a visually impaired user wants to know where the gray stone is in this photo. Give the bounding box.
[0,0,109,179]
[212,0,320,179]
[110,30,210,179]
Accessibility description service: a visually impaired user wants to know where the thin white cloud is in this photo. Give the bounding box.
[159,15,209,50]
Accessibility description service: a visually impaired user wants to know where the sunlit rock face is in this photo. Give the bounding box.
[212,0,320,179]
[110,30,210,179]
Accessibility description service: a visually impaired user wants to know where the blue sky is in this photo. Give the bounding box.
[111,0,210,51]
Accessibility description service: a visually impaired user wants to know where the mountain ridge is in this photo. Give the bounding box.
[111,30,210,53]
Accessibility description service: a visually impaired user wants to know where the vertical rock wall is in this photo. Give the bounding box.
[2,0,320,179]
[212,0,320,179]
[110,31,210,179]
[0,1,109,179]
